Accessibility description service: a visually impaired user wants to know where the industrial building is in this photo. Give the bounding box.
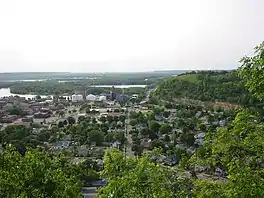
[98,95,107,101]
[71,94,84,102]
[86,94,96,101]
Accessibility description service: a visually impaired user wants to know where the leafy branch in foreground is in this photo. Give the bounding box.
[190,110,264,198]
[0,146,82,198]
[239,41,264,101]
[98,148,192,198]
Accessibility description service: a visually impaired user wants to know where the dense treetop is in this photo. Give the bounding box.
[98,149,192,198]
[239,41,264,101]
[0,146,83,197]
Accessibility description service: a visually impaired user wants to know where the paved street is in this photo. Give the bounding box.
[124,109,134,157]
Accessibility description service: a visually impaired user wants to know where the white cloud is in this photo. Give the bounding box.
[0,0,263,72]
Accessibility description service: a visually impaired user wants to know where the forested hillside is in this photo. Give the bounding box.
[152,70,262,107]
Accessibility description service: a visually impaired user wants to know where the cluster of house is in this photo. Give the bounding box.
[0,96,67,124]
[0,87,141,125]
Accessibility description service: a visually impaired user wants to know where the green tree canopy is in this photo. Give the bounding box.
[7,105,26,116]
[98,149,191,198]
[239,42,264,101]
[148,120,160,134]
[0,146,82,197]
[129,119,137,127]
[58,121,64,128]
[159,123,172,134]
[67,116,76,125]
[89,130,104,146]
[77,115,85,123]
[191,110,264,197]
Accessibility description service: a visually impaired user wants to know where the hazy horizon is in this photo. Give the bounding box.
[0,69,227,74]
[1,0,263,72]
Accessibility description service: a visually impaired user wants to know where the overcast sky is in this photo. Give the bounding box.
[0,0,263,72]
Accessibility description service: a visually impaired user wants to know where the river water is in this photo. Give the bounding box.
[0,85,146,99]
[0,88,50,99]
[91,85,147,88]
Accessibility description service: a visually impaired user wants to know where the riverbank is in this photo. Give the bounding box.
[0,85,147,99]
[0,88,51,99]
[91,85,146,88]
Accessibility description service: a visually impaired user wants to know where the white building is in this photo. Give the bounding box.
[72,94,83,102]
[77,94,84,101]
[86,94,96,101]
[98,95,107,101]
